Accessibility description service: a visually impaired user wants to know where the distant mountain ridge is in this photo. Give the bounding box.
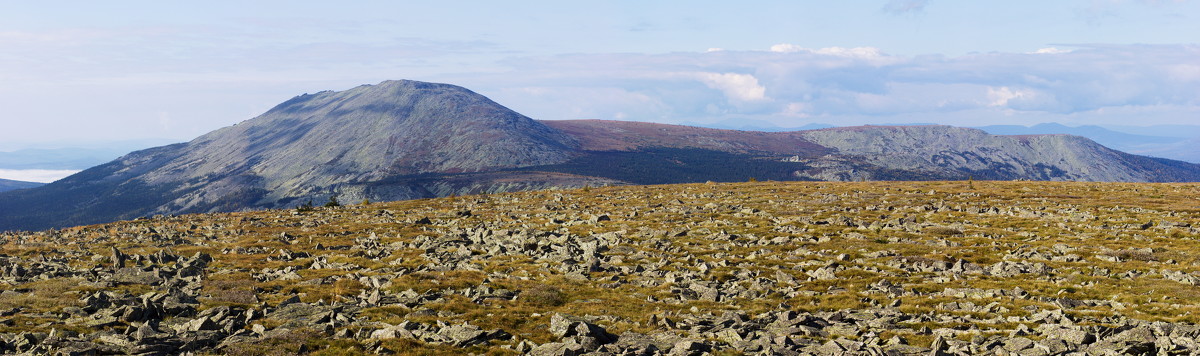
[686,121,1199,164]
[797,125,1198,182]
[974,123,1197,163]
[2,80,1198,231]
[0,178,42,193]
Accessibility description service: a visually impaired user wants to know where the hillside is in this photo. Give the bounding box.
[976,123,1199,164]
[541,119,828,154]
[532,122,1200,184]
[2,181,1199,354]
[0,80,587,231]
[0,178,42,192]
[796,125,1200,182]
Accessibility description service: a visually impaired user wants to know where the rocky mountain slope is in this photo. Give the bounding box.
[139,79,579,208]
[0,178,42,193]
[540,119,828,155]
[977,123,1200,163]
[2,80,1199,232]
[795,125,1200,182]
[0,81,593,231]
[2,181,1199,354]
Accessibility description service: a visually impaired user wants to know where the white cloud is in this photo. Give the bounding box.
[446,44,1199,127]
[813,47,885,58]
[1168,64,1200,82]
[783,102,810,117]
[0,169,79,183]
[1032,47,1072,54]
[769,44,805,53]
[770,44,897,66]
[694,72,768,102]
[882,0,931,14]
[770,44,886,59]
[988,87,1028,107]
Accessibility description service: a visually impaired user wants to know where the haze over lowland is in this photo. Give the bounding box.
[2,1,1198,167]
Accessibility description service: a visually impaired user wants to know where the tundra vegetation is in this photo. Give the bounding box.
[1,181,1199,355]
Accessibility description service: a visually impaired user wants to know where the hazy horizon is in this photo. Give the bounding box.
[2,1,1199,182]
[2,1,1198,143]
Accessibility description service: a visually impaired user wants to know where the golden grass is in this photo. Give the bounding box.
[2,180,1200,353]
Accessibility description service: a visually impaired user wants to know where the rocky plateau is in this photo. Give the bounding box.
[2,180,1199,355]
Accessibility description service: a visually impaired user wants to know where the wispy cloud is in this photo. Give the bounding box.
[882,0,930,14]
[446,44,1200,127]
[0,22,498,84]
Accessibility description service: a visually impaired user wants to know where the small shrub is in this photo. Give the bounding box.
[924,226,963,237]
[323,196,341,208]
[1103,248,1157,262]
[521,284,566,307]
[296,200,315,212]
[204,276,259,305]
[332,278,366,297]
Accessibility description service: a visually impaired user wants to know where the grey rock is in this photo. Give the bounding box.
[529,341,584,356]
[438,322,510,347]
[668,339,712,356]
[549,313,617,345]
[1038,324,1095,344]
[112,267,163,285]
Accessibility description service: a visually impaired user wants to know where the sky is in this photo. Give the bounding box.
[1,0,1199,151]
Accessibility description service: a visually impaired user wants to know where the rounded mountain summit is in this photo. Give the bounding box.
[194,79,580,178]
[0,80,596,231]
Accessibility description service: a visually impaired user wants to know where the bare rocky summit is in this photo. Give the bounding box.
[2,181,1199,355]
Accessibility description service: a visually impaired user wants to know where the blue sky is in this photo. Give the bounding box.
[1,0,1198,147]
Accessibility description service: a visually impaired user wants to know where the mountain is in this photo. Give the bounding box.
[975,123,1197,163]
[1132,137,1200,164]
[975,123,1181,148]
[533,122,1200,183]
[2,80,1199,232]
[0,80,594,231]
[0,178,42,192]
[796,125,1200,182]
[1104,124,1200,139]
